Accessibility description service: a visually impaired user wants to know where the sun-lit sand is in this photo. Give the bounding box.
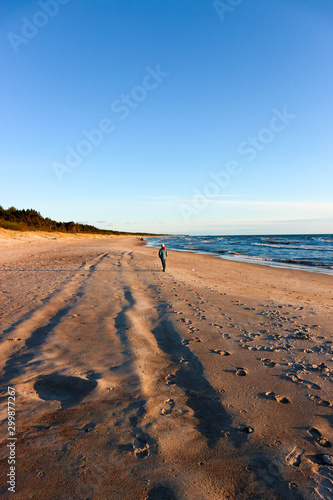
[0,230,332,499]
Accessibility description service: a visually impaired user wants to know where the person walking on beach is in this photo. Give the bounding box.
[158,244,168,272]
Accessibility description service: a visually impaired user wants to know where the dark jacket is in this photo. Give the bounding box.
[158,248,168,260]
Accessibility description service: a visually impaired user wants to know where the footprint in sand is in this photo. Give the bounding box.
[285,446,303,467]
[179,317,193,326]
[188,326,200,333]
[265,391,290,404]
[181,337,201,345]
[161,398,175,415]
[261,358,277,368]
[307,394,332,407]
[133,435,150,459]
[285,373,321,391]
[308,428,332,448]
[210,349,230,356]
[276,395,290,404]
[166,374,176,385]
[323,455,333,465]
[240,426,254,433]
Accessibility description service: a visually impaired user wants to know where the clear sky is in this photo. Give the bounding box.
[1,0,333,235]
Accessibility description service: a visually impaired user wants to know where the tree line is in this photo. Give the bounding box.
[0,206,153,236]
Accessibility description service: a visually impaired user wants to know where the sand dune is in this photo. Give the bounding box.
[0,231,332,499]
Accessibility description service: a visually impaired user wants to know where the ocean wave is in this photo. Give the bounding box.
[237,255,274,262]
[220,254,331,269]
[278,259,333,269]
[221,252,274,262]
[260,239,294,245]
[252,242,333,252]
[253,242,291,249]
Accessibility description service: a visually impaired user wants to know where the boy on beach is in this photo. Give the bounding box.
[158,244,168,272]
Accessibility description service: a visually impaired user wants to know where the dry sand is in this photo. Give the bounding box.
[0,230,332,499]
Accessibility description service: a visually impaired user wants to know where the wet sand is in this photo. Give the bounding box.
[0,230,332,499]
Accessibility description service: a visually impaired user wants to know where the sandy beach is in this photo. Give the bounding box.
[0,230,332,500]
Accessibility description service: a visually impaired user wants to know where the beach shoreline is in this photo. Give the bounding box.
[146,240,333,277]
[0,231,332,499]
[145,234,333,277]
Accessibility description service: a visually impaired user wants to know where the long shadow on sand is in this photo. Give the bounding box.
[1,257,109,386]
[152,318,243,449]
[1,288,75,339]
[113,287,135,346]
[1,303,74,386]
[86,253,110,277]
[3,254,108,335]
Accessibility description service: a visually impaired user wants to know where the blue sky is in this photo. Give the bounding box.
[1,0,333,235]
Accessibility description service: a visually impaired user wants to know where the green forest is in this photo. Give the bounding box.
[0,206,153,236]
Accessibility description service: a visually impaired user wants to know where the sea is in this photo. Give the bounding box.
[145,234,333,275]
